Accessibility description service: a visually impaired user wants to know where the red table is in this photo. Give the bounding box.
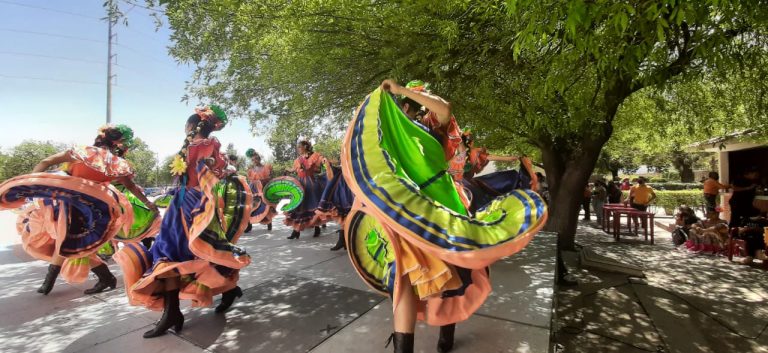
[603,203,633,233]
[611,208,655,244]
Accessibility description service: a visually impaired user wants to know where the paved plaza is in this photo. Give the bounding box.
[0,211,556,353]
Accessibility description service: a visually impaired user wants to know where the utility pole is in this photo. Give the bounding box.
[106,0,117,124]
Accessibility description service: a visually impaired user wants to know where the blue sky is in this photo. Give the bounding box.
[0,0,270,161]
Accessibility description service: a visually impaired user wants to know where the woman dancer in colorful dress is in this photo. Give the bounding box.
[245,148,276,231]
[114,106,252,338]
[0,124,158,295]
[285,140,327,239]
[448,130,535,213]
[342,80,547,353]
[316,157,354,251]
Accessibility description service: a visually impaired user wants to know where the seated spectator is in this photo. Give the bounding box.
[684,211,729,253]
[671,206,699,246]
[735,214,768,265]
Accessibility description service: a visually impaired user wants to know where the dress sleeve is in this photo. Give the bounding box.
[421,111,461,161]
[67,145,134,178]
[470,147,490,174]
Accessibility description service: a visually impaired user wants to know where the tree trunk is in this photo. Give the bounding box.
[609,168,619,181]
[541,142,604,250]
[671,150,695,183]
[679,164,694,183]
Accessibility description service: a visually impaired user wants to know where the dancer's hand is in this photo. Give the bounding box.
[380,79,403,95]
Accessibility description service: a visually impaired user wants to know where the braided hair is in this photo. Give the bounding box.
[298,140,313,154]
[175,114,215,174]
[94,124,133,157]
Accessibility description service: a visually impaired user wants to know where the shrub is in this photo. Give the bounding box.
[622,190,705,215]
[647,182,702,191]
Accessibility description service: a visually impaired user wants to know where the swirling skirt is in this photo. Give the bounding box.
[0,173,135,283]
[316,169,354,224]
[285,175,328,231]
[342,89,548,325]
[115,168,252,310]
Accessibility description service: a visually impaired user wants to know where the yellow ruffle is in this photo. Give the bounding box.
[398,237,462,300]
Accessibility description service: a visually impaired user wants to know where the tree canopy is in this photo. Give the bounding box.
[147,0,768,247]
[124,138,158,187]
[0,141,64,181]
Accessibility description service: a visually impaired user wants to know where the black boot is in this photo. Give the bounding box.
[84,263,117,295]
[267,222,272,231]
[385,332,414,353]
[313,226,321,238]
[215,286,243,313]
[143,289,184,338]
[287,230,300,239]
[244,223,253,233]
[330,230,346,251]
[437,324,455,353]
[37,264,61,295]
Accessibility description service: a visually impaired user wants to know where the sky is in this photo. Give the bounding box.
[0,0,271,161]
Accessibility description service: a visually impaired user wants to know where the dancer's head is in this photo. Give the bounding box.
[246,148,261,165]
[297,140,313,154]
[172,105,228,177]
[398,80,429,119]
[461,129,474,149]
[185,114,216,137]
[94,124,134,157]
[185,104,228,136]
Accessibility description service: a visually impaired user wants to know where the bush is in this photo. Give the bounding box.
[622,190,704,215]
[648,177,667,183]
[647,182,702,191]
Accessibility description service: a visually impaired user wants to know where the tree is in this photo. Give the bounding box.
[0,149,7,180]
[156,155,177,187]
[224,143,246,173]
[606,75,767,182]
[124,138,159,187]
[313,136,342,162]
[1,141,64,181]
[147,0,768,248]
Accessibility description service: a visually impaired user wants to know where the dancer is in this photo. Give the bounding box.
[114,106,252,339]
[245,148,276,231]
[0,124,158,295]
[448,129,536,213]
[285,140,327,239]
[316,158,354,251]
[342,80,547,353]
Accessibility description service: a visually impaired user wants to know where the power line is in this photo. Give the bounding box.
[0,0,100,20]
[0,28,105,44]
[115,43,179,67]
[0,51,105,65]
[0,73,103,85]
[120,0,166,14]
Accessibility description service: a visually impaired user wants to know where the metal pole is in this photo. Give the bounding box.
[106,1,115,124]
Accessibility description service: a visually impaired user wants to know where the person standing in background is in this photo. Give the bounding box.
[592,180,608,225]
[582,184,592,221]
[703,172,730,213]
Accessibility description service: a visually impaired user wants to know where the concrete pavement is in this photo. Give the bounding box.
[0,210,557,353]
